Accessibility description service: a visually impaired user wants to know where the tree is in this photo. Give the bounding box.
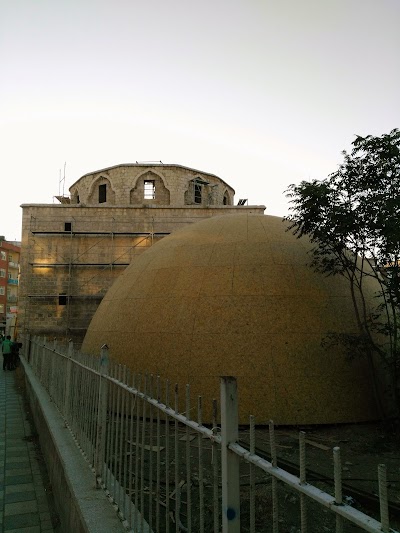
[285,128,400,417]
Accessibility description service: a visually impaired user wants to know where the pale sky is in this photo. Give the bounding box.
[1,0,399,241]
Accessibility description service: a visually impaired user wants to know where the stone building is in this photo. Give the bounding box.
[19,163,265,344]
[0,238,21,337]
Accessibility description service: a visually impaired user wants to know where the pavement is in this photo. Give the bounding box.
[0,366,56,532]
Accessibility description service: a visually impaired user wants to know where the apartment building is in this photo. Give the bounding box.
[0,238,21,337]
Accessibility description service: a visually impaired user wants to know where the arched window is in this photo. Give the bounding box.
[194,183,202,204]
[99,184,107,203]
[185,177,209,205]
[144,180,156,199]
[130,171,170,205]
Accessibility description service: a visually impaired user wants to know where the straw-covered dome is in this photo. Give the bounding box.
[82,214,379,424]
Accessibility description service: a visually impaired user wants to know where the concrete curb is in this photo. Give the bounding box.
[21,356,126,533]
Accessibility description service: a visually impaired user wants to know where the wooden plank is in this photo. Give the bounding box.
[304,439,330,451]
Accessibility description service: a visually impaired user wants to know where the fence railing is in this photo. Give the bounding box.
[23,335,398,533]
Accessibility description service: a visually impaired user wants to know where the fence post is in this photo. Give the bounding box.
[378,464,390,533]
[31,335,37,371]
[63,340,74,419]
[95,344,109,487]
[221,376,240,533]
[40,336,46,382]
[25,333,31,363]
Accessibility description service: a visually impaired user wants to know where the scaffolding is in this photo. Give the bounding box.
[21,214,171,342]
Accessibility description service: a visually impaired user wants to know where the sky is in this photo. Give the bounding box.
[1,0,399,242]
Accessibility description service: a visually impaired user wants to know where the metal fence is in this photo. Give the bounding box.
[23,335,398,533]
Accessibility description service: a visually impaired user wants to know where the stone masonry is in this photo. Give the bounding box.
[19,164,265,345]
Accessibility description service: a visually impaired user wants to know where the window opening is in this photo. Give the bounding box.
[0,269,5,278]
[76,195,80,204]
[58,294,67,305]
[64,222,72,232]
[223,194,228,205]
[0,251,6,261]
[194,183,202,204]
[99,184,107,203]
[144,180,156,200]
[0,287,4,295]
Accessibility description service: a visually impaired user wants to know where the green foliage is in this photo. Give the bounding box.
[285,129,400,416]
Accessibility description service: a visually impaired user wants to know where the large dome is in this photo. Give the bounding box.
[82,214,379,424]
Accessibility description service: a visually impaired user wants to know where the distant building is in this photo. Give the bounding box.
[0,238,21,338]
[19,163,265,344]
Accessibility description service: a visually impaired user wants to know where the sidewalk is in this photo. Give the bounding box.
[0,367,55,532]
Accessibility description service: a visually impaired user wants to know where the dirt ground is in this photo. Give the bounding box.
[238,421,400,532]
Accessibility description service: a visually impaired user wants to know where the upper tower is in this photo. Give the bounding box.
[68,164,235,207]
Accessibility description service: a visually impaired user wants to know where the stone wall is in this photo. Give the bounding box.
[69,164,235,206]
[19,203,265,344]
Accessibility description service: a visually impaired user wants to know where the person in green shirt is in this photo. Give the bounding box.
[2,336,13,371]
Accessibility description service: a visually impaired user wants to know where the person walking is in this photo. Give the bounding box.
[10,341,21,370]
[2,336,13,371]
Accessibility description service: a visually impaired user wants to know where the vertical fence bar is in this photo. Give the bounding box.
[81,360,90,458]
[134,374,141,532]
[40,337,45,381]
[269,420,279,533]
[333,446,343,533]
[140,374,148,533]
[51,339,57,398]
[174,384,180,533]
[116,365,122,507]
[95,345,109,486]
[156,376,161,533]
[73,357,81,441]
[186,383,192,532]
[122,368,130,523]
[221,376,240,533]
[299,431,307,533]
[69,359,77,437]
[39,337,45,385]
[110,363,119,502]
[76,352,84,449]
[37,336,42,380]
[105,362,114,490]
[117,366,127,512]
[165,380,170,533]
[63,340,74,420]
[89,361,98,467]
[249,415,255,533]
[85,357,93,460]
[198,396,204,533]
[148,375,154,531]
[25,333,31,363]
[127,371,135,530]
[378,464,390,533]
[212,398,219,533]
[114,365,122,506]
